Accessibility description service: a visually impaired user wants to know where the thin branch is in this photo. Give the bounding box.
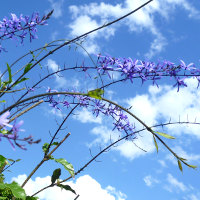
[31,120,200,197]
[21,133,71,188]
[45,104,79,156]
[3,0,153,94]
[9,100,44,123]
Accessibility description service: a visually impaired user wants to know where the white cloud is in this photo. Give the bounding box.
[164,173,187,192]
[48,0,64,18]
[126,77,200,138]
[11,174,127,200]
[115,133,154,160]
[165,0,200,19]
[187,194,199,200]
[46,59,67,88]
[89,126,120,147]
[68,14,115,54]
[106,186,127,200]
[46,59,80,89]
[89,125,155,160]
[48,107,64,118]
[73,108,102,124]
[81,77,200,161]
[166,146,200,165]
[143,175,160,187]
[158,160,167,168]
[68,0,199,57]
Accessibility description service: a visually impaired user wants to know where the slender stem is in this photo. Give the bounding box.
[3,0,153,94]
[21,133,71,188]
[45,105,79,156]
[9,100,44,123]
[0,92,86,115]
[21,159,46,188]
[31,120,200,197]
[0,88,26,93]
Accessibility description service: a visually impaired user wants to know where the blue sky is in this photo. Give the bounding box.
[1,0,200,200]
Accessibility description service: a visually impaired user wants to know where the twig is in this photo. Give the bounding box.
[21,133,71,188]
[9,100,44,123]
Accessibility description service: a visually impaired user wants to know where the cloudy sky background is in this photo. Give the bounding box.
[1,0,200,200]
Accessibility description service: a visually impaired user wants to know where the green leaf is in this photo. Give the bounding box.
[0,197,7,199]
[154,131,175,139]
[179,157,187,161]
[16,159,21,162]
[188,164,198,169]
[57,184,76,194]
[0,182,26,200]
[0,130,9,135]
[42,143,50,153]
[7,159,14,162]
[26,196,39,200]
[51,168,61,184]
[13,78,29,87]
[88,89,104,100]
[42,142,58,153]
[178,160,183,172]
[153,135,158,153]
[6,63,12,84]
[53,158,75,178]
[0,155,7,168]
[24,63,32,74]
[0,100,6,103]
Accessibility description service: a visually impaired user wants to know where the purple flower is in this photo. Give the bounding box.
[12,120,24,134]
[0,111,12,128]
[0,11,52,53]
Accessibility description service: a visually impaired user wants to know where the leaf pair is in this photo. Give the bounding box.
[51,168,76,195]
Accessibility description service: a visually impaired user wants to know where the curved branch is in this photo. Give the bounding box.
[31,120,200,197]
[3,0,153,94]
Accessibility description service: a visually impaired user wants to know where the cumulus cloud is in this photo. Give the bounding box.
[46,59,80,89]
[46,59,67,88]
[126,77,200,138]
[87,77,200,160]
[164,173,187,192]
[68,0,199,57]
[89,125,155,160]
[11,174,127,200]
[166,146,200,165]
[48,0,64,18]
[143,175,160,187]
[73,108,102,124]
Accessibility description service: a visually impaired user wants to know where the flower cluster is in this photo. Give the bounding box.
[0,11,51,52]
[95,55,200,91]
[0,111,40,150]
[46,89,135,136]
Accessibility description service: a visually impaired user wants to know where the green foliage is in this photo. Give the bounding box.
[0,174,4,184]
[57,184,76,194]
[153,135,158,153]
[0,130,10,135]
[178,160,183,172]
[0,182,26,200]
[42,142,58,153]
[154,131,175,139]
[13,78,29,87]
[23,64,32,74]
[51,157,75,178]
[26,196,39,200]
[6,63,12,84]
[0,187,13,200]
[51,168,61,184]
[88,89,104,100]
